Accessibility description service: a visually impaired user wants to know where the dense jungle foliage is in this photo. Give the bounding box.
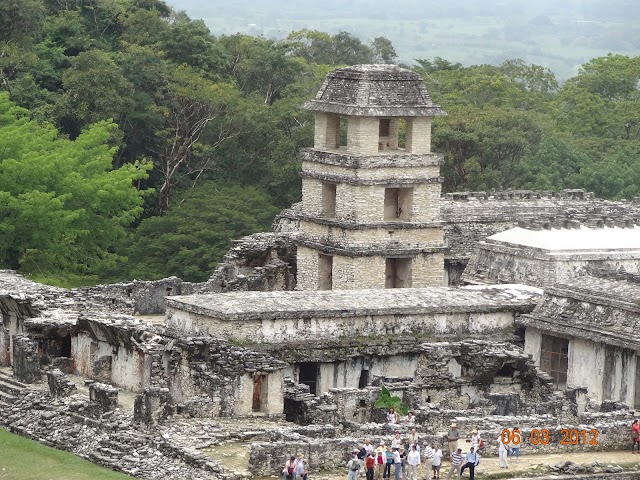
[0,0,638,285]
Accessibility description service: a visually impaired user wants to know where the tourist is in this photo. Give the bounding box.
[459,446,479,480]
[507,430,520,462]
[399,446,407,477]
[404,411,416,425]
[283,455,296,480]
[445,448,463,479]
[392,447,402,480]
[375,444,386,480]
[447,423,460,454]
[422,443,435,480]
[432,445,442,480]
[387,407,397,425]
[632,420,640,453]
[384,444,393,478]
[348,449,361,480]
[366,452,376,480]
[407,428,419,452]
[498,436,508,468]
[391,431,403,449]
[406,444,421,480]
[468,429,481,452]
[294,453,308,480]
[364,438,375,457]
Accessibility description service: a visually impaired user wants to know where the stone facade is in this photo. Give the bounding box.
[294,65,447,290]
[165,285,541,344]
[463,225,640,287]
[519,274,640,407]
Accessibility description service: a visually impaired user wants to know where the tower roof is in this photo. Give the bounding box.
[303,64,446,117]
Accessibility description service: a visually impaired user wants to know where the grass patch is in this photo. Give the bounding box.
[0,428,133,479]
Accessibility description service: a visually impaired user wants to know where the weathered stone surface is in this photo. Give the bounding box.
[46,368,77,398]
[12,335,40,383]
[89,382,119,411]
[134,387,175,426]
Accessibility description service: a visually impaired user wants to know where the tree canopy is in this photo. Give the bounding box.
[0,0,638,284]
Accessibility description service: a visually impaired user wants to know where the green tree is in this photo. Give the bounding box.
[121,182,280,282]
[0,94,150,280]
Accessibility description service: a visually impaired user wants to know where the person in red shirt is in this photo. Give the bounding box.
[365,452,376,480]
[632,419,640,453]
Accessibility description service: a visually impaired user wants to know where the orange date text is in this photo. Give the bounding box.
[500,428,599,446]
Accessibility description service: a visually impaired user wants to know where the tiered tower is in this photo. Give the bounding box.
[295,64,447,290]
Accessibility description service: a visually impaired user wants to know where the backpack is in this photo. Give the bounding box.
[350,459,360,471]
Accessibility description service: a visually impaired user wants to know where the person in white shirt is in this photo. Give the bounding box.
[392,447,402,480]
[422,443,435,480]
[498,436,509,468]
[432,445,443,480]
[406,444,421,480]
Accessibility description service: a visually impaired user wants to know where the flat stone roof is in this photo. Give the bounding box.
[166,285,542,321]
[304,64,446,117]
[486,226,640,253]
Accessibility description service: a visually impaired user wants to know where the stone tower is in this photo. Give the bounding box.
[295,64,446,290]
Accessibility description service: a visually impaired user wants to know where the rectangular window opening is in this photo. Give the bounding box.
[540,334,569,390]
[385,258,412,288]
[318,254,333,290]
[321,183,337,217]
[359,369,370,389]
[384,187,413,220]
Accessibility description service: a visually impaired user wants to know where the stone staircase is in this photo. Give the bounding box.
[0,368,27,407]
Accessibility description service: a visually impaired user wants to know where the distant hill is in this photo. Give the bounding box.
[164,0,640,79]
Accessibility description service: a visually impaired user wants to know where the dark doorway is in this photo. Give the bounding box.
[385,258,412,288]
[359,369,370,389]
[299,362,319,395]
[61,334,72,357]
[252,373,267,412]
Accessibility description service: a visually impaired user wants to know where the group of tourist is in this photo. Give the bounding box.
[281,420,495,480]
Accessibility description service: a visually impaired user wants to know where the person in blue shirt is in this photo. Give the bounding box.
[460,446,479,480]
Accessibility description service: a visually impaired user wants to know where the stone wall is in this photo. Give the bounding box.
[165,285,540,344]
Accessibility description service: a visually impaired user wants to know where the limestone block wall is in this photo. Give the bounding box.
[405,116,431,154]
[298,220,444,247]
[296,249,443,290]
[72,332,151,392]
[313,111,340,149]
[346,116,378,156]
[0,296,30,367]
[166,306,521,345]
[464,242,640,288]
[524,327,636,406]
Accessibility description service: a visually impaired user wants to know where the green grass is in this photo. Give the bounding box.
[0,429,133,479]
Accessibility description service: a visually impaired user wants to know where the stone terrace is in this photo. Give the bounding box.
[165,284,542,343]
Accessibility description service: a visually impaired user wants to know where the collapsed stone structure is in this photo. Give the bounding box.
[1,64,640,479]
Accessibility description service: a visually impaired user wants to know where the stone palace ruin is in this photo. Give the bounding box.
[1,64,640,479]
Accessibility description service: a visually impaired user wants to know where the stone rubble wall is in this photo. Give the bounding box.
[0,389,227,480]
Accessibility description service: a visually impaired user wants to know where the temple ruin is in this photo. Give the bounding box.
[1,64,640,479]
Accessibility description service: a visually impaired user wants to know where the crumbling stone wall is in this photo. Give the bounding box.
[12,335,40,383]
[205,232,296,292]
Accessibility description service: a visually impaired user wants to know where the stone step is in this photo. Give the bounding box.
[0,377,24,396]
[0,369,28,389]
[0,389,18,404]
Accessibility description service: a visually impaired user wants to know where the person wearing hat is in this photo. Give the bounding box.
[294,453,307,480]
[348,448,361,480]
[375,444,386,480]
[469,429,482,452]
[447,423,460,454]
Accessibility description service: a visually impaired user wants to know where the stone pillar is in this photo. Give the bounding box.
[47,368,78,398]
[134,387,175,426]
[89,382,119,411]
[12,335,40,383]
